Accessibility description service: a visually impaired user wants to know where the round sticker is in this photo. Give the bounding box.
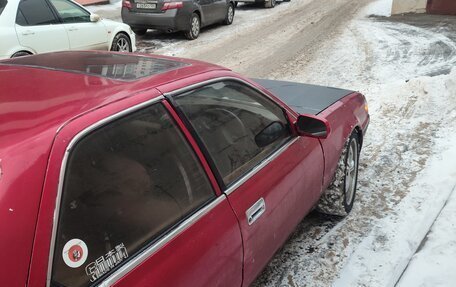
[62,239,88,268]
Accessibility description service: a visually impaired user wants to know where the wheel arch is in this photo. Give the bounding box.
[110,31,132,51]
[10,50,34,58]
[354,126,363,149]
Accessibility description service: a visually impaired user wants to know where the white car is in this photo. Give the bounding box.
[0,0,136,59]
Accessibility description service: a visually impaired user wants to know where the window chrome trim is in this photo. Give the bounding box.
[46,96,165,287]
[224,137,299,195]
[99,195,225,287]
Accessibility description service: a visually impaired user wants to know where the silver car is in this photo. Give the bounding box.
[121,0,235,39]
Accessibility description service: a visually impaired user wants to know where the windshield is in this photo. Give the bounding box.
[0,0,6,15]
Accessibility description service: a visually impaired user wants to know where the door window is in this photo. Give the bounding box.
[51,103,215,287]
[16,0,58,26]
[49,0,91,23]
[0,0,7,15]
[174,81,292,186]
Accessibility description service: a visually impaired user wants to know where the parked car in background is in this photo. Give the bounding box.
[121,0,235,39]
[0,0,136,59]
[0,51,368,287]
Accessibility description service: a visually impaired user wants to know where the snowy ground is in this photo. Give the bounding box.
[92,0,456,285]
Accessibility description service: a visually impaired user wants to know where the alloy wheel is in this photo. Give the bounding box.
[344,138,358,205]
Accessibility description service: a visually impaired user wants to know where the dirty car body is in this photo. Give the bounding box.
[0,51,369,287]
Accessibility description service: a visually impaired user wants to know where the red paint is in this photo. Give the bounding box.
[427,0,456,15]
[113,199,243,287]
[0,51,369,287]
[68,245,83,262]
[227,135,324,286]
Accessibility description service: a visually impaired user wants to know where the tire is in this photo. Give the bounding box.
[132,28,147,35]
[110,33,132,52]
[234,1,238,7]
[11,51,32,58]
[264,0,276,8]
[224,3,235,25]
[184,13,201,40]
[316,130,360,216]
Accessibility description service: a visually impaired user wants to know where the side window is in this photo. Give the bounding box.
[0,0,7,16]
[49,0,91,23]
[51,104,215,287]
[16,0,58,26]
[174,81,292,186]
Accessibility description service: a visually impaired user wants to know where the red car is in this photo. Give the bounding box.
[0,51,369,287]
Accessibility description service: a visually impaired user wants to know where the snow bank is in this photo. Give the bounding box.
[334,69,456,287]
[364,0,393,17]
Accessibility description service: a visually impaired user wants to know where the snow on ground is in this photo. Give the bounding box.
[334,69,456,287]
[397,184,456,287]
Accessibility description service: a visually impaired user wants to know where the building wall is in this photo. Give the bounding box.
[392,0,427,14]
[427,0,456,15]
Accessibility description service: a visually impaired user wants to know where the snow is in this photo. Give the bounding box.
[397,185,456,286]
[334,69,456,287]
[364,0,393,16]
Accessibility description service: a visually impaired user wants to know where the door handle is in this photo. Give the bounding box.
[68,27,78,31]
[22,30,35,36]
[246,198,266,225]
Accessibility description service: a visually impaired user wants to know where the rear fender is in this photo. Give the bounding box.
[318,92,368,189]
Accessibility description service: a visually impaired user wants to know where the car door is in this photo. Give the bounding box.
[213,0,227,22]
[48,0,108,50]
[198,0,217,25]
[172,79,325,286]
[27,92,242,287]
[15,0,70,53]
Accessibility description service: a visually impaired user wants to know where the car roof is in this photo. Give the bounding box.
[0,51,226,152]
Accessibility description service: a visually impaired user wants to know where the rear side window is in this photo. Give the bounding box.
[16,0,58,26]
[49,0,90,23]
[51,103,215,287]
[0,0,7,15]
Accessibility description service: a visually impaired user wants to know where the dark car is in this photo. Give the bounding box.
[121,0,235,39]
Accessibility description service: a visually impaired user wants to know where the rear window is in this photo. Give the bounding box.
[0,0,7,15]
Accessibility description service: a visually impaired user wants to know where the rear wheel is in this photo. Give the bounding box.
[110,33,132,52]
[185,13,200,40]
[316,130,360,216]
[224,3,235,25]
[264,0,276,8]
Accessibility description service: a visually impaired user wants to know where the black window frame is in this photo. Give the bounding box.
[168,78,294,191]
[49,100,218,287]
[15,0,60,26]
[0,0,7,15]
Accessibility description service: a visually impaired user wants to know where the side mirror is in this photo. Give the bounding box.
[90,14,101,22]
[296,115,330,139]
[255,121,286,148]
